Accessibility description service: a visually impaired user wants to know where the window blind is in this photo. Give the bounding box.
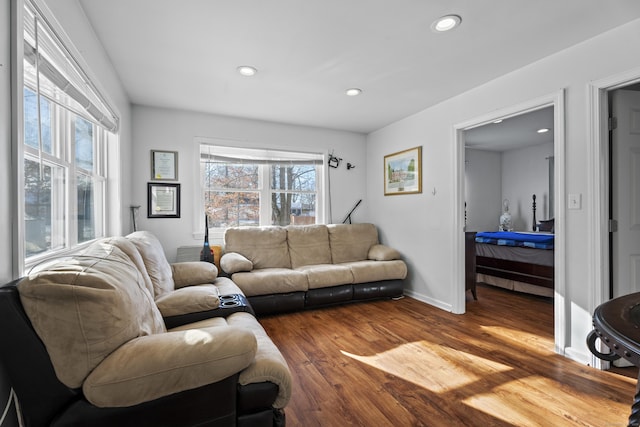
[200,145,324,165]
[23,1,119,132]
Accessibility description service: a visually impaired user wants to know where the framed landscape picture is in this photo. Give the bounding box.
[384,146,422,196]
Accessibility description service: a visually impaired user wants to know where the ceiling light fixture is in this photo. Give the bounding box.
[493,119,503,124]
[537,128,550,133]
[431,15,461,32]
[237,66,258,77]
[345,88,362,96]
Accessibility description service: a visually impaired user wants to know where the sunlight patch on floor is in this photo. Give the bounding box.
[341,341,513,393]
[477,325,555,355]
[462,375,631,426]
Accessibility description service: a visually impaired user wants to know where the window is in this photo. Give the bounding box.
[200,144,325,230]
[20,1,117,263]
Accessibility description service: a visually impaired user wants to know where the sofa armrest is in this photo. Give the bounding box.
[368,244,401,261]
[221,252,253,274]
[83,326,257,407]
[171,262,218,288]
[155,284,220,317]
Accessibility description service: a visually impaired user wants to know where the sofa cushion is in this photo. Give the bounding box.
[127,231,175,298]
[328,223,379,264]
[227,312,292,409]
[18,240,166,388]
[107,236,155,296]
[220,252,253,274]
[231,268,308,297]
[213,276,245,296]
[342,260,408,284]
[154,284,221,317]
[368,244,401,261]
[225,227,291,269]
[171,261,218,288]
[295,264,353,289]
[83,326,257,407]
[286,225,331,268]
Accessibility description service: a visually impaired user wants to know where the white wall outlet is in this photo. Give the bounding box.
[568,193,581,210]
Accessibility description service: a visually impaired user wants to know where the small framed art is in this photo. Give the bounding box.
[148,183,180,218]
[151,150,178,181]
[384,146,422,196]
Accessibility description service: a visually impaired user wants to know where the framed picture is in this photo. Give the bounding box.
[148,183,180,218]
[384,146,422,196]
[151,150,178,180]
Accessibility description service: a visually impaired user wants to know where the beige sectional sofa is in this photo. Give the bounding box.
[221,223,407,315]
[3,231,290,427]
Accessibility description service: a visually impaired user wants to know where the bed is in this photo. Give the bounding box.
[474,216,555,298]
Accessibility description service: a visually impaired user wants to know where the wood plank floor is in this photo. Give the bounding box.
[259,284,637,427]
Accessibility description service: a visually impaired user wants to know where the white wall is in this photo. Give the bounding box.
[0,1,132,425]
[502,142,554,231]
[366,18,640,362]
[132,105,367,262]
[465,149,502,232]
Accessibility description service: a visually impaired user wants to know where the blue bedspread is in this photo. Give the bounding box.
[475,231,554,250]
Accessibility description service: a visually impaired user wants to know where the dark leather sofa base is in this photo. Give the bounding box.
[248,279,405,316]
[52,375,238,427]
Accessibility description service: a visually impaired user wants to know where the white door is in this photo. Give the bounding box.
[611,89,640,297]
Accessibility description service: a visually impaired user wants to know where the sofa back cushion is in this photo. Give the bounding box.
[328,223,379,264]
[225,227,291,269]
[18,239,166,388]
[108,236,155,297]
[286,225,331,269]
[127,231,175,298]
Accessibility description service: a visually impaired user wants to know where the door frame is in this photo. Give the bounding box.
[453,90,566,355]
[588,67,640,368]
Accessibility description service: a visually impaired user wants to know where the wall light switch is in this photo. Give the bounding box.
[568,193,581,210]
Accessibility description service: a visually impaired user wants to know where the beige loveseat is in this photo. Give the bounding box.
[10,232,290,426]
[220,223,407,315]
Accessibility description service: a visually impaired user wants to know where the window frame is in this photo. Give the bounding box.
[195,140,327,241]
[13,0,117,275]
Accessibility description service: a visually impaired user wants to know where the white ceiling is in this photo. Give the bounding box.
[78,0,640,135]
[464,107,554,152]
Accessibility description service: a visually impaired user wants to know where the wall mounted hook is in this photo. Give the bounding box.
[347,162,356,170]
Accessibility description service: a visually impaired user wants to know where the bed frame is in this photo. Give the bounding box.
[475,194,554,294]
[475,255,554,289]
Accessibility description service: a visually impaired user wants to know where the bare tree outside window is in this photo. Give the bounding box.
[201,152,319,228]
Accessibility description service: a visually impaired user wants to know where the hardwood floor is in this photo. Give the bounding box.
[259,285,637,426]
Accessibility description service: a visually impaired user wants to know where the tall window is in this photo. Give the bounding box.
[21,1,117,262]
[200,144,324,229]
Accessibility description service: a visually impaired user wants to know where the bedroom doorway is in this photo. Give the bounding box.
[464,106,555,299]
[453,90,566,354]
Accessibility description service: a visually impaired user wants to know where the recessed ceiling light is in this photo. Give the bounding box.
[493,119,503,124]
[537,128,550,133]
[431,15,461,32]
[345,88,362,96]
[237,66,257,77]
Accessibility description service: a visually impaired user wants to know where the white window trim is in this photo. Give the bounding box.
[13,0,119,276]
[193,137,329,243]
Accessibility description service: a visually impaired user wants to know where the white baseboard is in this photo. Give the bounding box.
[402,289,453,313]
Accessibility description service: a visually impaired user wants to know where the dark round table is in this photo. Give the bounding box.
[588,292,640,427]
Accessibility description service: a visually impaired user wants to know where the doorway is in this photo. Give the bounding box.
[609,85,640,299]
[453,90,566,354]
[585,69,640,368]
